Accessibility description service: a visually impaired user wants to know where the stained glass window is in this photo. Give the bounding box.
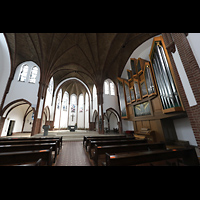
[48,77,54,94]
[63,91,68,111]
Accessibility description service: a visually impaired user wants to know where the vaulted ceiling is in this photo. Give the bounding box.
[4,33,159,95]
[58,79,87,97]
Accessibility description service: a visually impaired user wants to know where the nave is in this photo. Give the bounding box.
[55,134,200,166]
[1,33,200,165]
[0,131,199,166]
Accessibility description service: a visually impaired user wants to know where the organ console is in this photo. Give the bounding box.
[134,128,156,143]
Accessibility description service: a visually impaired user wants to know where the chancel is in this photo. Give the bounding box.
[0,33,200,166]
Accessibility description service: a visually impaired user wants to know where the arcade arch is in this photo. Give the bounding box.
[1,99,35,136]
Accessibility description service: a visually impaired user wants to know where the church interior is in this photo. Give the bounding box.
[0,33,200,166]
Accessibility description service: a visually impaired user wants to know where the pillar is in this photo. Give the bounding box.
[31,82,48,136]
[97,84,104,134]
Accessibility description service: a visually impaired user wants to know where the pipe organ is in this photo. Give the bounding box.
[149,36,183,113]
[117,36,186,144]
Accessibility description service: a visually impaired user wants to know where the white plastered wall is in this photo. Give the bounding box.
[1,104,33,136]
[4,61,40,109]
[0,33,11,104]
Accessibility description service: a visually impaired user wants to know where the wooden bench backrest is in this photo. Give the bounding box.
[94,142,166,165]
[105,148,199,166]
[0,147,53,166]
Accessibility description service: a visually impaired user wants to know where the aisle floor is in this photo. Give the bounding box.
[55,141,91,166]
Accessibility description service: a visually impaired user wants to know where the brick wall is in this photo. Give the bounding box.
[164,33,200,149]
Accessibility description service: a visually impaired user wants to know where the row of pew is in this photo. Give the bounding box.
[83,135,199,166]
[0,136,62,166]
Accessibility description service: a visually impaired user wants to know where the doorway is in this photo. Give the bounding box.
[7,120,15,136]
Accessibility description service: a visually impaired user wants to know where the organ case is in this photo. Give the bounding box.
[149,36,184,113]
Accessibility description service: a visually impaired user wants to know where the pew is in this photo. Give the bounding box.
[14,158,42,166]
[103,147,199,166]
[83,135,127,149]
[0,142,58,163]
[0,137,63,150]
[93,142,166,166]
[88,139,147,158]
[0,147,53,166]
[0,139,60,155]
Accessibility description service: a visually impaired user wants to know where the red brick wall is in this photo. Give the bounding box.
[163,33,200,149]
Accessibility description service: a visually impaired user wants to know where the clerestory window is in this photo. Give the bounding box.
[18,64,29,82]
[29,66,38,83]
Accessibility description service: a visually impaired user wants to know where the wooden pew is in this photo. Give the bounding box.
[0,147,53,166]
[32,136,63,149]
[88,139,147,158]
[0,139,60,155]
[0,142,58,163]
[83,135,127,149]
[93,142,166,166]
[0,137,63,150]
[86,136,135,151]
[103,147,199,166]
[14,158,42,166]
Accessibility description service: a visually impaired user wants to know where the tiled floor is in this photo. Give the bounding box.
[55,141,91,166]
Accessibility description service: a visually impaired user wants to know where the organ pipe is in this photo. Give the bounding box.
[150,39,182,112]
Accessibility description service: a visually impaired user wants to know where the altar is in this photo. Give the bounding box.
[68,125,76,132]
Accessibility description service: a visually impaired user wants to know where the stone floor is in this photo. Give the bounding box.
[55,141,91,166]
[10,130,121,141]
[10,130,122,166]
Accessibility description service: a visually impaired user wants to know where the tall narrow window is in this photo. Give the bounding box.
[48,77,54,94]
[79,94,84,112]
[29,66,38,83]
[18,64,29,82]
[57,89,62,109]
[110,82,115,95]
[70,94,77,113]
[63,91,68,111]
[104,80,109,94]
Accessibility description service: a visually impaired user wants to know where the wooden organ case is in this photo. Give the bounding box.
[117,36,188,145]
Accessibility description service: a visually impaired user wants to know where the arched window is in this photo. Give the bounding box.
[29,66,38,83]
[56,89,62,109]
[63,91,68,111]
[79,94,84,112]
[70,94,77,113]
[93,84,97,111]
[18,64,29,82]
[110,82,115,95]
[104,80,109,94]
[48,77,54,94]
[104,79,115,95]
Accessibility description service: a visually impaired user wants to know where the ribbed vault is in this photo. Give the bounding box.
[4,33,159,95]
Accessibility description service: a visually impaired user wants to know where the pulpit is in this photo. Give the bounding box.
[43,125,50,136]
